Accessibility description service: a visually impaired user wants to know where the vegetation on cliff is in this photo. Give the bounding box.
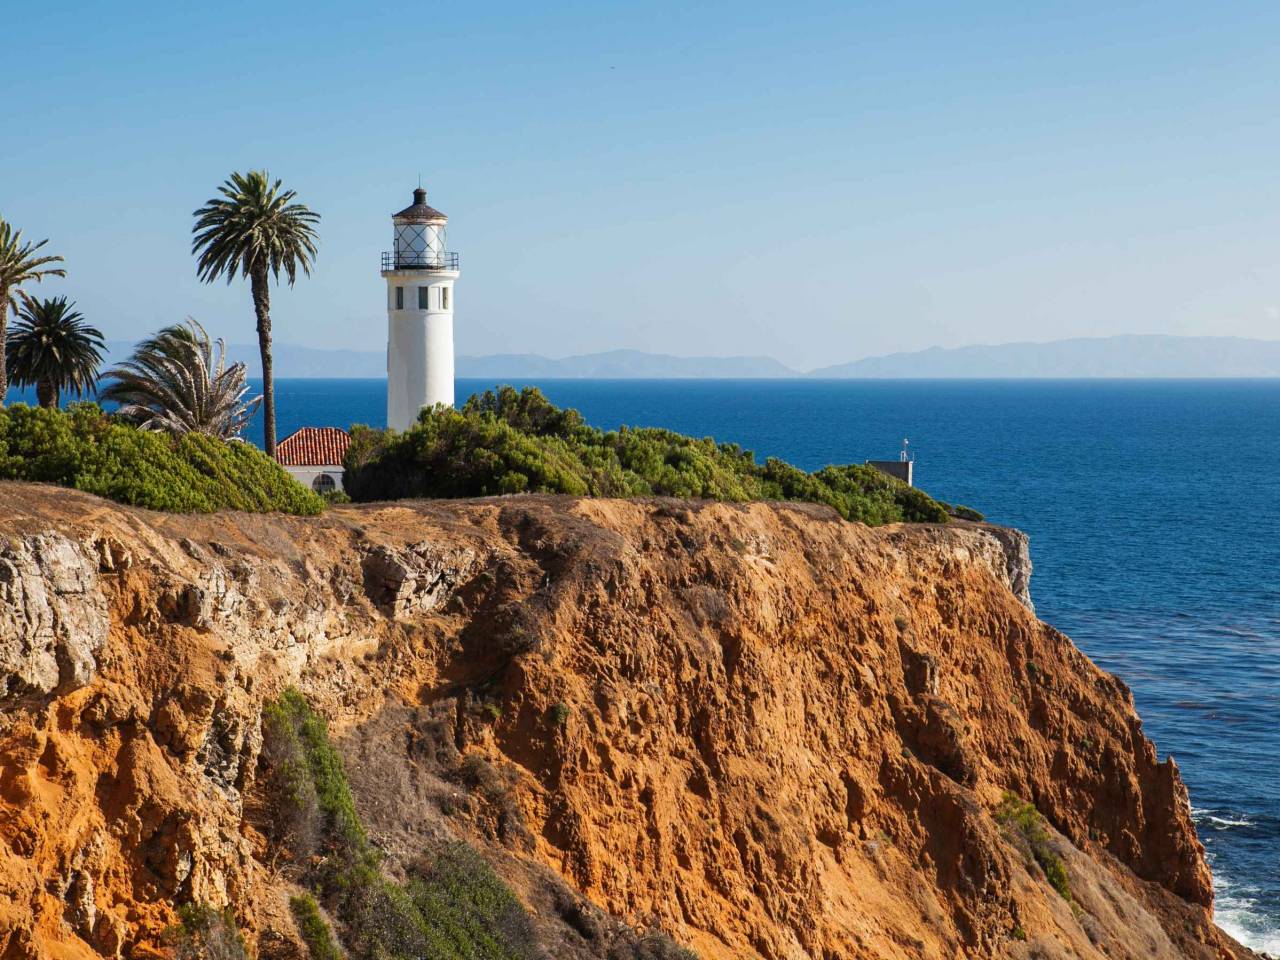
[0,403,323,514]
[344,386,973,525]
[260,689,543,960]
[995,793,1073,903]
[255,689,699,960]
[163,904,249,960]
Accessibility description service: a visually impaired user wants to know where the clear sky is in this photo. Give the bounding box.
[5,1,1280,370]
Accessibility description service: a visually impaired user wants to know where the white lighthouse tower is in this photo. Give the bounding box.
[382,186,460,430]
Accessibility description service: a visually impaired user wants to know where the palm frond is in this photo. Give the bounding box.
[6,297,104,400]
[191,170,320,286]
[99,318,262,438]
[0,218,67,314]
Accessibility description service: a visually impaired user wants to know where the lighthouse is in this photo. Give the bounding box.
[382,186,460,430]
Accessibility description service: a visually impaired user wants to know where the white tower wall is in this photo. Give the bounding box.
[385,273,458,430]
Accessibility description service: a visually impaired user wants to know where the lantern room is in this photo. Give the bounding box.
[387,187,454,270]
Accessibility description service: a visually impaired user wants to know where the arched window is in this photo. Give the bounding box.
[312,473,337,494]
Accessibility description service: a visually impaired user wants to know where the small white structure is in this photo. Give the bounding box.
[275,427,351,494]
[383,186,460,430]
[865,438,915,486]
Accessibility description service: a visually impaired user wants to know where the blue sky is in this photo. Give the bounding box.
[5,1,1280,369]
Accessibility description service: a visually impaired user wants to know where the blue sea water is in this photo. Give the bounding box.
[10,377,1280,950]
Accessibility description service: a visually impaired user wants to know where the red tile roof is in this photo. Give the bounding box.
[275,427,350,467]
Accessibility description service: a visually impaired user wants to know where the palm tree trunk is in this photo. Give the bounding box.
[251,265,276,457]
[36,378,56,409]
[0,284,9,406]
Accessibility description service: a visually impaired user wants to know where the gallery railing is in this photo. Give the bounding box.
[381,251,460,271]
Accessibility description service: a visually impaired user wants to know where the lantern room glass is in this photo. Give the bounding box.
[394,223,447,268]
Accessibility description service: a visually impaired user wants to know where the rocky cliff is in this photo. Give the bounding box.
[0,482,1255,960]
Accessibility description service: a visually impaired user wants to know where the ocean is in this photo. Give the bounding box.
[11,377,1280,951]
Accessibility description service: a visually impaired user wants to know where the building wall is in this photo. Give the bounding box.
[865,460,913,486]
[283,464,345,493]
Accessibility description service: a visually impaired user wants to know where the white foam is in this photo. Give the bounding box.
[1215,876,1280,954]
[1205,815,1253,828]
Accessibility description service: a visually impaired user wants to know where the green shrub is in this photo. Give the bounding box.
[406,843,538,958]
[259,690,700,959]
[343,387,955,526]
[0,403,322,514]
[289,894,342,960]
[994,793,1072,901]
[261,689,368,863]
[163,903,248,960]
[259,690,541,960]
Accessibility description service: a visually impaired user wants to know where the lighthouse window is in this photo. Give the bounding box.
[418,286,430,309]
[441,287,450,309]
[394,286,404,310]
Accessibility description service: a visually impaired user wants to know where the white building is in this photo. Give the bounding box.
[275,427,350,494]
[383,186,460,430]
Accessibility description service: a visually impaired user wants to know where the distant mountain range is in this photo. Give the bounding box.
[101,343,796,379]
[809,335,1280,378]
[457,349,795,378]
[101,334,1280,379]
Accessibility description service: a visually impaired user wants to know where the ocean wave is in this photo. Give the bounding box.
[1206,815,1253,828]
[1216,897,1280,954]
[1193,808,1255,829]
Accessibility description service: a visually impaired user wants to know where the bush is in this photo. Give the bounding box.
[0,403,322,514]
[259,690,700,959]
[259,700,324,862]
[261,689,368,864]
[289,894,342,960]
[343,387,955,526]
[406,843,538,958]
[994,793,1072,901]
[608,931,700,960]
[163,904,248,960]
[259,690,542,960]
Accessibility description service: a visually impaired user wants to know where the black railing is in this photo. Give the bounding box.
[381,251,460,271]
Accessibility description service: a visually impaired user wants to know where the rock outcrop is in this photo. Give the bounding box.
[0,482,1255,959]
[0,533,108,706]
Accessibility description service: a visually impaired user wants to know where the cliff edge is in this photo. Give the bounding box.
[0,483,1254,959]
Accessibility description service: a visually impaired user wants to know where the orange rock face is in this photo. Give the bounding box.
[0,484,1257,959]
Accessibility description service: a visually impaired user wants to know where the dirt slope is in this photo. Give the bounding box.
[0,482,1256,959]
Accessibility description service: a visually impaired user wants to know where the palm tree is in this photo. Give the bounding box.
[6,297,104,408]
[0,217,66,404]
[191,171,319,457]
[99,318,262,438]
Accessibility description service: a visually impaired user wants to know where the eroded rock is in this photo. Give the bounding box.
[361,540,479,618]
[0,533,108,704]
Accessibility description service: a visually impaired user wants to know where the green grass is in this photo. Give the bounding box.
[994,793,1072,902]
[342,386,973,526]
[0,403,322,514]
